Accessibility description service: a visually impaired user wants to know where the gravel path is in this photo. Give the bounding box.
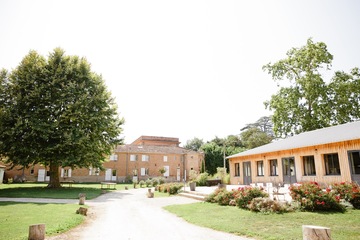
[42,188,253,240]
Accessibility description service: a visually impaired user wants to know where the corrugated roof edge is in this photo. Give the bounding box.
[227,121,360,159]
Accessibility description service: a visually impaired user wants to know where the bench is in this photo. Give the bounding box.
[61,181,74,188]
[206,179,222,187]
[101,182,117,190]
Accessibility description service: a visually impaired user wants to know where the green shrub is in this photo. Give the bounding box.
[248,197,295,214]
[205,188,223,203]
[196,172,209,186]
[289,182,345,212]
[145,179,152,187]
[152,178,159,187]
[156,183,184,195]
[158,177,165,185]
[139,180,145,188]
[235,186,268,209]
[214,189,235,206]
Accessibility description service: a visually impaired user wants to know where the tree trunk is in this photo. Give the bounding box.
[47,162,61,188]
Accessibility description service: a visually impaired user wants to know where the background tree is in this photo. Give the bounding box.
[183,137,204,151]
[263,38,360,138]
[328,68,360,124]
[0,49,124,188]
[263,38,334,137]
[240,128,273,149]
[241,116,274,138]
[240,116,274,149]
[200,135,244,175]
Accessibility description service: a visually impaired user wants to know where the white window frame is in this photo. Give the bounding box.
[109,154,118,161]
[130,154,137,161]
[61,168,72,177]
[142,155,149,162]
[163,156,168,162]
[164,166,170,177]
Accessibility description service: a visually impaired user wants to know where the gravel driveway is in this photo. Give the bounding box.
[47,188,252,240]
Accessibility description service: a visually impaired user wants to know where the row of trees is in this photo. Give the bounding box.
[0,49,124,188]
[184,116,274,174]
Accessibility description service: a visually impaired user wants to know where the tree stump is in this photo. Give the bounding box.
[302,225,331,240]
[76,207,88,216]
[28,224,45,240]
[147,188,154,198]
[78,193,86,205]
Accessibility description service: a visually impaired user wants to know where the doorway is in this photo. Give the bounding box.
[349,151,360,184]
[282,157,296,184]
[243,161,252,185]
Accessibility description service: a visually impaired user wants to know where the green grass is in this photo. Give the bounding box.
[164,202,360,240]
[0,183,132,199]
[0,201,85,240]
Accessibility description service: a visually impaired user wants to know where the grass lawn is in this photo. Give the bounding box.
[165,202,360,240]
[0,183,133,199]
[0,201,85,240]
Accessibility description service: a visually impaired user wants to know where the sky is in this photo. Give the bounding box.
[1,0,360,145]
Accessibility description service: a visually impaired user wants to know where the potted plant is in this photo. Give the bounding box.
[189,170,198,191]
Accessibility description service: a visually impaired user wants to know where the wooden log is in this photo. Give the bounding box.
[302,225,331,240]
[28,224,45,240]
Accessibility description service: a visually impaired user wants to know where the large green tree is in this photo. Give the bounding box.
[0,49,124,188]
[263,38,360,137]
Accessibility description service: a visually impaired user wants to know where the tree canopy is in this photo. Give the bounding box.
[263,38,360,137]
[0,48,124,187]
[184,137,204,151]
[200,135,244,175]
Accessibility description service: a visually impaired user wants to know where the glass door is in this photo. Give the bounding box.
[243,162,252,185]
[282,157,296,184]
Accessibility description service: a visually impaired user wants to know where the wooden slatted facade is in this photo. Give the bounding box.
[228,122,360,186]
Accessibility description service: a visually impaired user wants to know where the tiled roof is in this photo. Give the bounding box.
[228,121,360,159]
[116,144,194,154]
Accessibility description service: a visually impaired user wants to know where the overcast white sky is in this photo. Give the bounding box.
[1,0,359,145]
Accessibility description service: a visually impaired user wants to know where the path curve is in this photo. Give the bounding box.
[45,188,253,240]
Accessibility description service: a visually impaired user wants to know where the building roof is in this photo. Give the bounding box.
[116,144,195,155]
[228,121,360,159]
[131,136,180,146]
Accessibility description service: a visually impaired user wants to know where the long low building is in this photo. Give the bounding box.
[1,136,204,183]
[227,121,360,186]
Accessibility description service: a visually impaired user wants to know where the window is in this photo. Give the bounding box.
[61,168,72,178]
[141,168,149,176]
[257,161,264,176]
[30,167,35,175]
[269,159,278,176]
[163,166,170,177]
[324,153,341,175]
[130,154,137,161]
[349,151,360,174]
[303,155,316,176]
[234,163,240,177]
[112,169,117,177]
[142,155,149,162]
[109,154,118,161]
[89,167,100,176]
[163,156,168,162]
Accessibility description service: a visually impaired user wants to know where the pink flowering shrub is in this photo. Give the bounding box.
[234,186,269,209]
[332,182,360,209]
[289,182,345,212]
